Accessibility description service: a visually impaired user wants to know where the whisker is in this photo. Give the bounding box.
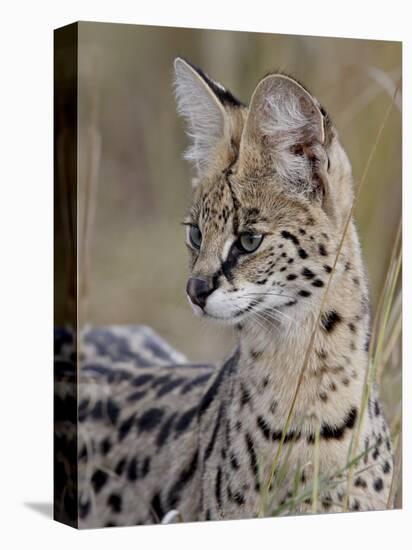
[232,304,270,334]
[261,307,297,325]
[254,309,282,327]
[244,291,296,300]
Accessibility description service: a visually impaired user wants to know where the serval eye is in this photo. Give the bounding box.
[238,233,263,253]
[188,225,202,249]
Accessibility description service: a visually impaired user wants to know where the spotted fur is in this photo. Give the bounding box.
[59,59,392,527]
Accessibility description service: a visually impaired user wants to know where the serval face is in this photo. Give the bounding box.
[175,58,354,325]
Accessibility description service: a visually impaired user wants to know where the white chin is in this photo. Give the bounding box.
[187,296,205,317]
[202,306,242,324]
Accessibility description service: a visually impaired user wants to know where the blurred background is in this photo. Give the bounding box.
[72,22,401,384]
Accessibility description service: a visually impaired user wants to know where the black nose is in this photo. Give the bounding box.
[186,277,215,309]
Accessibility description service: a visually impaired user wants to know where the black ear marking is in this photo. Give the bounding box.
[175,56,244,108]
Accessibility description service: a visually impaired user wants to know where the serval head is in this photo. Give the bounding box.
[174,58,355,326]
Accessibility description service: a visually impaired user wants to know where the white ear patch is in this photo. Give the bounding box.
[174,58,227,178]
[242,75,326,198]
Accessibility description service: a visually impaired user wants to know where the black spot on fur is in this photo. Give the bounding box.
[245,433,259,487]
[312,278,324,287]
[308,407,357,443]
[281,230,300,246]
[167,450,199,508]
[364,437,370,464]
[141,457,151,478]
[107,493,122,513]
[232,491,245,506]
[383,461,391,474]
[230,452,240,470]
[373,478,384,492]
[321,310,342,332]
[374,400,381,417]
[127,390,146,402]
[101,438,112,455]
[354,476,367,488]
[78,445,87,460]
[319,244,328,256]
[351,499,360,511]
[127,457,138,481]
[90,400,103,420]
[324,264,332,273]
[287,273,298,280]
[240,383,251,407]
[138,408,165,432]
[79,499,91,519]
[91,469,108,493]
[150,493,164,522]
[257,416,271,440]
[115,458,127,476]
[156,413,177,448]
[299,290,311,297]
[132,374,154,387]
[180,372,212,394]
[298,248,308,259]
[272,428,301,443]
[251,349,263,360]
[215,467,222,508]
[107,400,120,425]
[156,377,186,397]
[302,267,315,279]
[322,494,332,509]
[204,402,224,461]
[118,413,136,442]
[175,407,198,434]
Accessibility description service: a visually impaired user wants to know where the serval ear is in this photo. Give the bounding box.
[174,57,242,182]
[239,74,330,201]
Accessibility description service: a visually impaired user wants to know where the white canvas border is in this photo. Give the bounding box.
[0,1,408,549]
